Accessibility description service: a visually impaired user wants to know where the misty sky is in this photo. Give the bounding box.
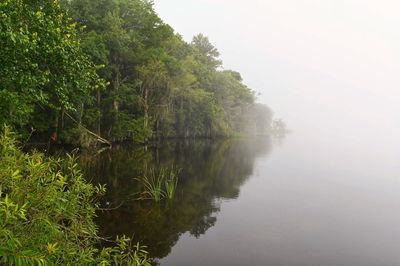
[153,0,400,140]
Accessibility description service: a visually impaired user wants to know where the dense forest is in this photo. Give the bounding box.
[1,0,277,147]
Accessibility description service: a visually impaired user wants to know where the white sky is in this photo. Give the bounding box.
[154,0,400,139]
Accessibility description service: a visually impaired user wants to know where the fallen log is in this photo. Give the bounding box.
[64,112,112,146]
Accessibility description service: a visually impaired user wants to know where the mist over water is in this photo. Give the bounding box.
[154,0,400,149]
[159,131,400,266]
[87,127,400,265]
[90,1,400,265]
[150,3,400,262]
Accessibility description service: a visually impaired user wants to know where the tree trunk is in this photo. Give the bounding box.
[155,119,160,140]
[113,71,120,112]
[179,96,184,137]
[143,86,149,142]
[97,89,101,136]
[61,108,65,130]
[109,69,120,137]
[51,112,59,143]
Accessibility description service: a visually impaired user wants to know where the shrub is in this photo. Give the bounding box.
[0,127,151,265]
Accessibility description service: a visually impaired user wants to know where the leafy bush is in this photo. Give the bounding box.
[0,127,151,265]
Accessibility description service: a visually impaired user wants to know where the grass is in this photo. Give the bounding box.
[136,166,181,202]
[138,168,165,202]
[164,166,181,200]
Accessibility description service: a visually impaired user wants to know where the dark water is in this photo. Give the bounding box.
[81,132,400,266]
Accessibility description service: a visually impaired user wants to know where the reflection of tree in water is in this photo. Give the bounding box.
[80,137,274,259]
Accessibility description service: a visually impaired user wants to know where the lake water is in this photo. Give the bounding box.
[81,130,400,266]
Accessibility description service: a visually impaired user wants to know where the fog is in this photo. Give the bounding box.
[150,5,400,264]
[154,0,400,144]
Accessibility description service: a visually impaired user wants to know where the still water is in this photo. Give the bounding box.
[81,131,400,266]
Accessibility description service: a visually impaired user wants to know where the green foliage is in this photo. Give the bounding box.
[164,167,181,200]
[1,0,277,144]
[61,125,96,148]
[0,127,151,265]
[63,0,176,142]
[63,0,274,143]
[0,0,105,135]
[137,168,165,202]
[98,236,151,266]
[136,166,181,201]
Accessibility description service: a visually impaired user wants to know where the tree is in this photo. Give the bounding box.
[272,119,287,133]
[65,0,177,141]
[0,0,280,144]
[136,59,169,141]
[0,0,104,138]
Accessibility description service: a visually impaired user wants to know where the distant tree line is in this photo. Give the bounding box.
[1,0,277,146]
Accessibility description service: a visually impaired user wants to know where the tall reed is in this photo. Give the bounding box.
[136,166,181,201]
[138,168,165,202]
[164,166,181,200]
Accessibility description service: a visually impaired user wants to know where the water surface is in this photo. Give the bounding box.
[81,131,400,266]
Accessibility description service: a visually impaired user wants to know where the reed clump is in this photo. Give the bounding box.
[136,166,181,201]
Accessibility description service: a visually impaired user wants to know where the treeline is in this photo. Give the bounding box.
[1,0,275,146]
